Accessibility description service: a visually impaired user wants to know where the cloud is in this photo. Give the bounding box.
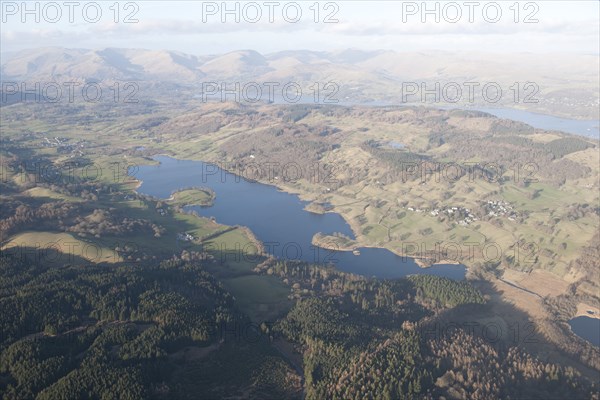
[92,17,321,35]
[322,17,599,37]
[1,2,597,55]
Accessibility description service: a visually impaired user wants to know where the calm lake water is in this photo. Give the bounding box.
[134,156,466,280]
[466,107,599,139]
[401,103,598,138]
[568,316,600,347]
[198,93,599,138]
[271,97,600,139]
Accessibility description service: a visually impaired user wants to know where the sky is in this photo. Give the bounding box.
[1,1,599,55]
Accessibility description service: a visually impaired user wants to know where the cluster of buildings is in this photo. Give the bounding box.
[432,206,477,226]
[405,205,478,226]
[42,135,86,157]
[404,200,520,226]
[177,232,196,242]
[484,200,519,221]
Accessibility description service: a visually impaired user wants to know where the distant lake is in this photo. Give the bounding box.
[268,96,600,139]
[569,316,600,347]
[134,156,466,280]
[388,141,405,149]
[381,103,599,139]
[463,107,599,139]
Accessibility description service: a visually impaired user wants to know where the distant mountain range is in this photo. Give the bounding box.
[2,47,598,119]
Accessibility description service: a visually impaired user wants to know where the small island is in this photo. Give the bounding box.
[168,187,216,207]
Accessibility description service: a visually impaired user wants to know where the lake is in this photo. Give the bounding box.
[568,316,600,347]
[270,97,600,139]
[134,156,466,280]
[463,107,599,139]
[391,103,599,138]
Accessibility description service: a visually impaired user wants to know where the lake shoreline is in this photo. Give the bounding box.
[575,303,600,320]
[311,232,461,269]
[132,155,467,280]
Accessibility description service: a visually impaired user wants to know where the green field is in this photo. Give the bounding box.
[221,275,292,322]
[2,231,121,264]
[169,188,215,207]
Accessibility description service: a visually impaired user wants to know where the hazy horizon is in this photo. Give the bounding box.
[4,46,600,58]
[2,1,598,55]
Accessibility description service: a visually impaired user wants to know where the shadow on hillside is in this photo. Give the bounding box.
[424,278,600,381]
